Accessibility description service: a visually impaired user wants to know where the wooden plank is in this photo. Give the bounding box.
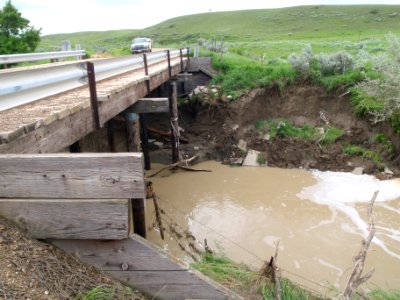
[52,237,187,271]
[108,271,228,300]
[130,98,169,113]
[0,199,130,239]
[0,153,145,199]
[52,235,237,300]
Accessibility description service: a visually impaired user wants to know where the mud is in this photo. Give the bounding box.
[149,83,400,177]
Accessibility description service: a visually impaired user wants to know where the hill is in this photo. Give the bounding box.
[39,5,400,54]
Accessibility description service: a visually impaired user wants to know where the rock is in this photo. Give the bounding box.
[231,124,239,131]
[238,139,247,152]
[154,141,163,149]
[316,127,325,136]
[193,146,200,151]
[211,88,218,94]
[262,133,270,141]
[230,157,244,165]
[384,166,394,175]
[352,167,364,175]
[243,150,261,167]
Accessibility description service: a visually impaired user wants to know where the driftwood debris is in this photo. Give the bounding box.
[341,191,378,300]
[152,193,165,240]
[147,155,211,178]
[147,126,189,144]
[259,242,282,300]
[272,242,282,300]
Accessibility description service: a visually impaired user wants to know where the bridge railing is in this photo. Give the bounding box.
[0,48,189,112]
[0,50,86,67]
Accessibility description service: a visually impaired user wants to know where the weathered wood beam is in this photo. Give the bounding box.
[169,81,180,163]
[0,199,130,239]
[130,98,169,113]
[125,112,140,152]
[52,235,233,300]
[0,153,145,199]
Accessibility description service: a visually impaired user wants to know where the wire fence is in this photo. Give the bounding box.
[152,195,344,298]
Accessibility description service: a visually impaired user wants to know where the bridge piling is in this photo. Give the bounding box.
[169,81,180,163]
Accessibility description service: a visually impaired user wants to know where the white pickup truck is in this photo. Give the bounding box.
[131,37,152,54]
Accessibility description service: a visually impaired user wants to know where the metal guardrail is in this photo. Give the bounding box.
[0,49,189,112]
[0,50,86,64]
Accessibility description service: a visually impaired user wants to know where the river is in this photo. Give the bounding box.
[145,161,400,294]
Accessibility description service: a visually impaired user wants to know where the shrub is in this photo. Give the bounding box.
[288,44,313,76]
[355,33,400,123]
[318,51,354,76]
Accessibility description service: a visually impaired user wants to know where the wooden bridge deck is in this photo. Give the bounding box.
[0,55,186,154]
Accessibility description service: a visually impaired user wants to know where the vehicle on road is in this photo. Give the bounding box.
[131,37,152,54]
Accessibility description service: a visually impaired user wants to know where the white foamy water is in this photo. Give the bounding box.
[298,171,400,260]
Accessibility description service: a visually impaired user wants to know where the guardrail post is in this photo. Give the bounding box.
[143,53,150,94]
[86,62,101,130]
[179,49,184,72]
[167,50,172,78]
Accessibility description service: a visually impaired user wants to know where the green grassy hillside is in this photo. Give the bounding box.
[39,5,400,55]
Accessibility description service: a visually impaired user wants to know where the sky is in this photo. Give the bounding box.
[4,0,400,35]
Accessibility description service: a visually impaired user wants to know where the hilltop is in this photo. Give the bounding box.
[39,5,400,54]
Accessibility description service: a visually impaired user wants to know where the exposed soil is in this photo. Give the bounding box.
[150,83,400,178]
[0,218,147,300]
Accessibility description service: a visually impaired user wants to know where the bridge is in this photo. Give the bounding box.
[0,50,238,299]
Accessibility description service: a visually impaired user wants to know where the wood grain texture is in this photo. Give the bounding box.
[52,237,186,271]
[0,153,145,199]
[52,234,236,300]
[0,199,130,239]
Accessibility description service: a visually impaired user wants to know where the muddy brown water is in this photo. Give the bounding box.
[146,161,400,295]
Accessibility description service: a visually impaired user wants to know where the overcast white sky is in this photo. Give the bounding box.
[4,0,400,35]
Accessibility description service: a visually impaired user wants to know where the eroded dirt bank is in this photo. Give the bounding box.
[151,84,400,177]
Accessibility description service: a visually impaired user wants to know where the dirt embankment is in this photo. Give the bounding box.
[0,218,147,300]
[163,84,400,177]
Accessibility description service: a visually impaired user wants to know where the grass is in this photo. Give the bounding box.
[261,279,312,300]
[367,288,400,300]
[210,52,295,99]
[76,285,127,300]
[255,119,344,144]
[192,252,255,286]
[257,153,267,166]
[192,252,320,300]
[39,5,400,54]
[343,144,381,163]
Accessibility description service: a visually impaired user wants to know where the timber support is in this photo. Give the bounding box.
[169,81,180,163]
